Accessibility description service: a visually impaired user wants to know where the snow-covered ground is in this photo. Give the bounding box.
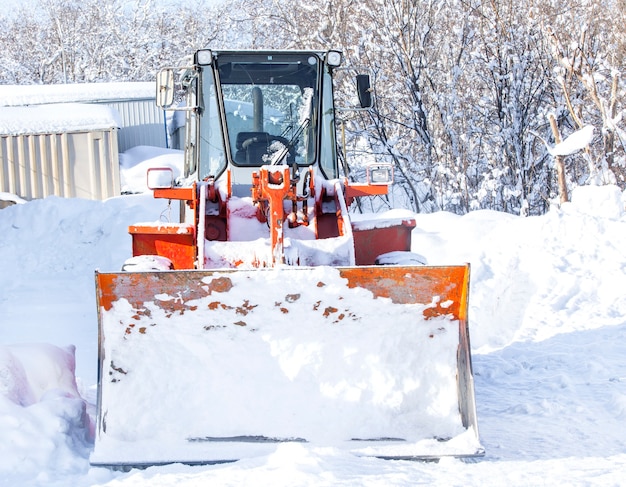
[1,148,626,485]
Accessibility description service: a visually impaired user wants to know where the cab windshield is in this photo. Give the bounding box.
[216,53,319,167]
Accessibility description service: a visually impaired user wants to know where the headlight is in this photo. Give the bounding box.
[147,167,174,190]
[326,50,342,67]
[367,164,394,185]
[196,49,213,66]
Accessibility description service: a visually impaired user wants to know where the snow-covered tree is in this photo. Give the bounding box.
[0,0,623,216]
[545,2,626,187]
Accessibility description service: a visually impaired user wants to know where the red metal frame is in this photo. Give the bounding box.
[352,218,416,265]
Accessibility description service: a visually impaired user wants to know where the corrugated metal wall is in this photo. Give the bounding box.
[104,99,166,152]
[0,129,120,200]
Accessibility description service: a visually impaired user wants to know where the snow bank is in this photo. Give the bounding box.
[0,82,154,107]
[411,185,626,351]
[569,183,624,219]
[0,194,174,387]
[0,103,121,135]
[2,148,626,484]
[0,344,92,484]
[119,145,183,193]
[0,81,154,136]
[0,344,80,405]
[0,191,26,204]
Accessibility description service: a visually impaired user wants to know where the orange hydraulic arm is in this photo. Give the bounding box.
[251,166,297,265]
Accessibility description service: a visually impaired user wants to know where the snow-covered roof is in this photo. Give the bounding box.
[0,81,155,107]
[0,103,121,135]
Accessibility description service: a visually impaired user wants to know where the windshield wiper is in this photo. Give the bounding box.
[270,118,310,165]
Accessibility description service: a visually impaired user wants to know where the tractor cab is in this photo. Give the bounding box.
[150,49,401,268]
[158,50,359,197]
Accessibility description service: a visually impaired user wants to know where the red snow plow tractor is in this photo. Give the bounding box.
[91,49,483,468]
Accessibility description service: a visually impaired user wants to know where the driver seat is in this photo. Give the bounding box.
[234,131,271,165]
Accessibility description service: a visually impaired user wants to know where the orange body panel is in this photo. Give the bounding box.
[129,224,196,270]
[340,265,470,322]
[96,264,469,323]
[344,183,389,198]
[152,187,197,208]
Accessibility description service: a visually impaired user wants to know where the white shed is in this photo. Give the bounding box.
[0,82,165,201]
[0,103,121,200]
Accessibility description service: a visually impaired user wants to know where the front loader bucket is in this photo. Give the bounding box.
[91,265,483,468]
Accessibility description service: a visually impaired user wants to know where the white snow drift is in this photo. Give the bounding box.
[1,151,625,484]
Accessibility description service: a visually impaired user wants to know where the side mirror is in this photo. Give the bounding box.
[356,74,373,109]
[147,167,174,190]
[156,68,175,109]
[366,164,393,185]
